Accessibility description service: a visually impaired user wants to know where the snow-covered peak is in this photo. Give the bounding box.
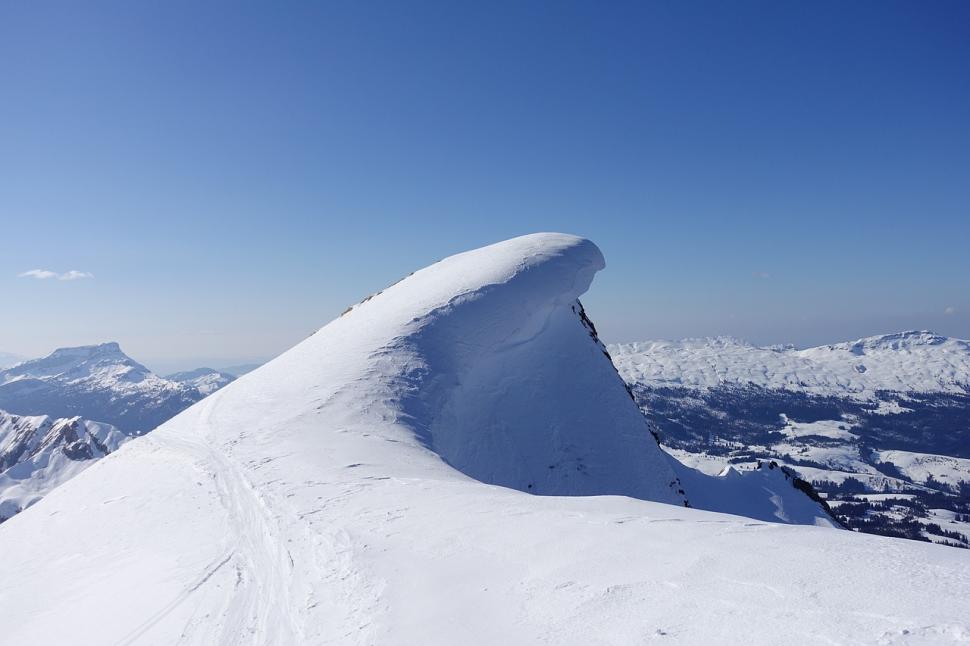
[256,231,681,502]
[0,342,150,385]
[342,232,605,322]
[0,343,214,433]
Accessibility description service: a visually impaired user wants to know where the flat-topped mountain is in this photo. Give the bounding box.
[0,343,213,433]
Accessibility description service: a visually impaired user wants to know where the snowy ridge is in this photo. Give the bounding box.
[610,331,970,399]
[0,234,968,645]
[0,410,134,520]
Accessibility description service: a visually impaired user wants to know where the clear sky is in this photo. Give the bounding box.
[2,1,968,373]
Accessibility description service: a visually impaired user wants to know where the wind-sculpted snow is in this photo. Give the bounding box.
[0,234,968,645]
[361,234,684,500]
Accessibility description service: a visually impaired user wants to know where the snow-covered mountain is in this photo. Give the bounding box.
[0,347,240,521]
[0,410,136,521]
[1,234,967,645]
[609,333,970,547]
[610,331,970,399]
[167,367,237,395]
[0,342,208,433]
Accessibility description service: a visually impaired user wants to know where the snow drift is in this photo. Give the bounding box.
[340,234,684,501]
[0,233,968,645]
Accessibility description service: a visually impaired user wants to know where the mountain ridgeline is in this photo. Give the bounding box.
[610,333,970,548]
[0,343,235,433]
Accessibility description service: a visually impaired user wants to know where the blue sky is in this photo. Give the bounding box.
[2,1,968,372]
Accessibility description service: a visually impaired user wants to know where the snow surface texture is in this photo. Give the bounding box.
[0,410,134,520]
[1,234,968,645]
[0,343,204,432]
[610,332,970,399]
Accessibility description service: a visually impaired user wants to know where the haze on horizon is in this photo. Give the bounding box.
[2,1,968,372]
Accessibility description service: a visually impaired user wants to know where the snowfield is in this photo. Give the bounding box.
[1,234,968,645]
[877,449,970,490]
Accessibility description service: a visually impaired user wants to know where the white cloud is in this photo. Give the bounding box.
[18,269,94,281]
[752,271,771,279]
[18,269,58,280]
[59,270,94,281]
[944,306,957,315]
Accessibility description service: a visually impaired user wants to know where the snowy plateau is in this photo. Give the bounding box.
[1,234,968,645]
[610,334,970,547]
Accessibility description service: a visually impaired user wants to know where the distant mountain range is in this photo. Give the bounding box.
[0,343,239,522]
[0,342,236,433]
[166,367,237,395]
[610,330,970,400]
[609,331,970,548]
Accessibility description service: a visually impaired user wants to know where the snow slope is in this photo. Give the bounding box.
[610,332,970,399]
[0,343,206,432]
[0,410,135,520]
[670,459,835,526]
[877,449,970,490]
[1,233,968,645]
